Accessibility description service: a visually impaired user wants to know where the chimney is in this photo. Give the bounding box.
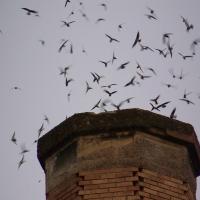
[37,108,200,200]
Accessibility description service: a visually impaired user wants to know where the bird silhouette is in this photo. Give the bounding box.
[20,143,29,154]
[190,38,200,55]
[104,89,117,97]
[85,81,92,93]
[38,123,44,138]
[183,89,192,99]
[91,72,104,84]
[167,42,174,58]
[61,20,76,27]
[145,14,157,20]
[101,83,117,89]
[65,0,70,7]
[137,72,151,80]
[79,9,89,21]
[95,18,106,24]
[44,115,50,124]
[58,40,68,52]
[150,95,160,105]
[155,48,167,57]
[91,99,101,110]
[147,67,157,75]
[139,44,154,52]
[105,34,120,43]
[170,108,177,119]
[22,8,39,16]
[18,155,25,169]
[162,33,172,44]
[181,16,194,32]
[111,101,125,110]
[179,98,195,105]
[11,132,17,145]
[99,60,110,67]
[178,52,193,60]
[117,61,130,70]
[99,3,107,11]
[59,65,71,77]
[132,31,141,48]
[112,51,117,64]
[124,76,137,87]
[38,40,45,46]
[66,77,74,87]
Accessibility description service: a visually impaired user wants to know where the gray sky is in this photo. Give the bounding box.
[0,0,200,199]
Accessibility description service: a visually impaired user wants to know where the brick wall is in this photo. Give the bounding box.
[47,167,195,200]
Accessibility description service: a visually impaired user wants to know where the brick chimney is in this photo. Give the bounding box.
[37,108,200,200]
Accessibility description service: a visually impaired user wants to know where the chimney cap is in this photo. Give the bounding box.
[37,108,200,176]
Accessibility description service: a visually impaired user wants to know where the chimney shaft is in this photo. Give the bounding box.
[37,108,200,200]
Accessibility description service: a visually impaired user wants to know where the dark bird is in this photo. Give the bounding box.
[22,8,39,16]
[59,65,71,77]
[178,69,187,80]
[38,40,45,46]
[179,98,195,105]
[104,90,117,97]
[70,43,73,54]
[146,6,155,14]
[91,72,104,84]
[18,155,25,169]
[168,68,176,79]
[167,42,174,58]
[139,44,154,52]
[91,99,101,110]
[190,38,200,55]
[85,81,92,93]
[65,0,70,7]
[58,40,68,52]
[112,51,117,64]
[137,72,151,80]
[145,14,157,20]
[147,67,157,75]
[105,34,120,43]
[95,18,106,24]
[11,132,17,145]
[170,108,177,119]
[136,61,144,72]
[20,143,29,154]
[183,89,192,99]
[38,123,44,138]
[44,115,50,124]
[162,82,176,89]
[181,16,194,32]
[155,48,167,57]
[150,103,160,111]
[67,90,71,102]
[157,101,171,109]
[99,3,107,11]
[61,20,76,27]
[162,33,172,44]
[79,9,89,21]
[117,61,130,70]
[101,83,117,89]
[178,52,193,60]
[67,11,75,18]
[11,86,22,91]
[132,31,141,48]
[111,101,124,110]
[150,95,160,105]
[66,77,73,87]
[99,60,110,67]
[118,23,125,31]
[124,76,137,87]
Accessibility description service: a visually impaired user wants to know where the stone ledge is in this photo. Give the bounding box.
[37,108,200,176]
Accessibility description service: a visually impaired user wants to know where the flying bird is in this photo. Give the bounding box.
[124,76,137,87]
[145,14,157,20]
[58,40,68,52]
[179,98,195,105]
[162,33,172,44]
[65,0,71,7]
[59,65,71,77]
[22,8,39,16]
[66,77,74,87]
[10,86,22,91]
[105,34,120,43]
[117,61,130,70]
[44,115,50,124]
[139,44,154,52]
[95,18,106,24]
[91,99,101,110]
[132,31,141,48]
[137,72,151,80]
[104,90,117,97]
[18,155,25,169]
[85,81,92,93]
[170,108,177,119]
[99,3,107,11]
[183,89,192,99]
[178,52,193,60]
[99,60,110,67]
[111,101,125,110]
[91,72,104,84]
[11,132,17,145]
[150,95,160,105]
[181,16,194,32]
[101,83,117,89]
[38,123,44,138]
[112,51,117,64]
[61,20,76,27]
[20,143,29,154]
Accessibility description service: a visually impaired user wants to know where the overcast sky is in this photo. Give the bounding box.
[0,0,200,199]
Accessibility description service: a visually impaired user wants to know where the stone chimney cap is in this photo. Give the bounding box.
[37,108,200,176]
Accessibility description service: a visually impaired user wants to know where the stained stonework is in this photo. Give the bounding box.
[37,108,200,199]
